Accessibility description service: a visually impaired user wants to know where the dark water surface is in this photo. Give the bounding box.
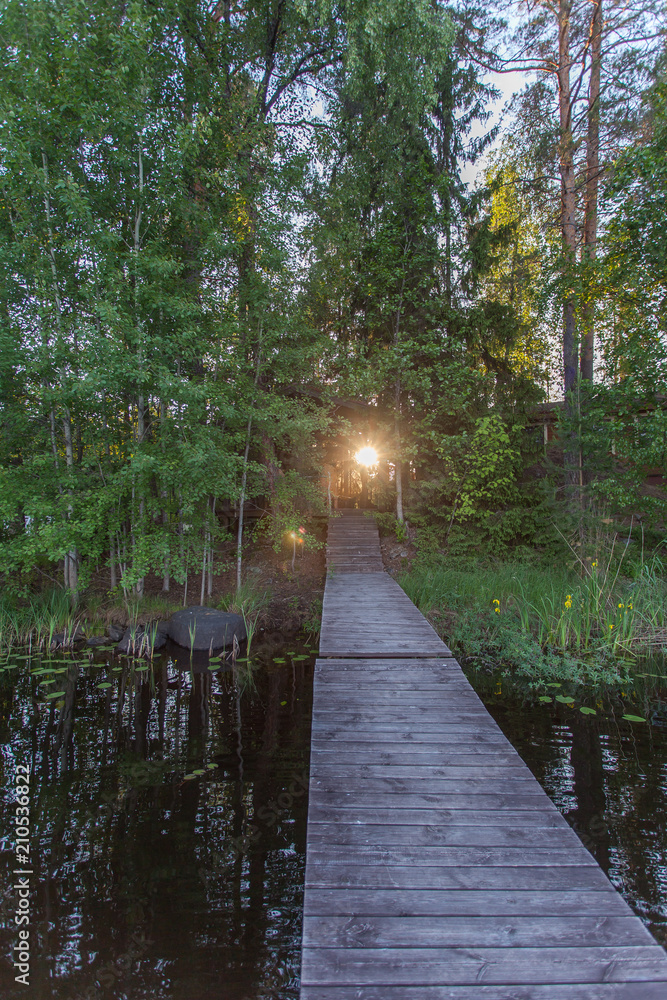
[3,638,667,1000]
[467,660,667,950]
[0,636,315,999]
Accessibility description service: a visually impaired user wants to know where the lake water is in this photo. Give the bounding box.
[467,659,667,950]
[1,640,666,999]
[0,637,315,1000]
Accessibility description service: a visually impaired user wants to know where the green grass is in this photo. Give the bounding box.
[400,552,667,687]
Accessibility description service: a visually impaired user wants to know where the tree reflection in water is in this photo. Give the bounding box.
[0,638,314,999]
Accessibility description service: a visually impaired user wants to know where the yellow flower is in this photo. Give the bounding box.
[618,603,624,609]
[494,607,500,614]
[592,561,598,568]
[628,603,633,609]
[492,599,500,605]
[609,624,614,630]
[564,594,572,609]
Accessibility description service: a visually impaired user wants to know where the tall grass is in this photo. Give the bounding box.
[0,590,79,652]
[401,550,667,660]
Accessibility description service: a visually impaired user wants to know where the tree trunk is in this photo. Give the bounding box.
[557,0,580,495]
[557,0,578,397]
[581,0,602,383]
[236,416,253,591]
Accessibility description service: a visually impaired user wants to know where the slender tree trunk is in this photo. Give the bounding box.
[42,152,79,601]
[207,496,216,598]
[393,277,407,524]
[558,0,578,396]
[581,0,602,383]
[394,392,404,524]
[557,0,580,495]
[236,416,253,591]
[133,146,145,599]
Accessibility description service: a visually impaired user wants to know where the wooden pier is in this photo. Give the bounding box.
[300,509,667,998]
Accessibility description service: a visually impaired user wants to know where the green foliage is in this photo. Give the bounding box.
[258,472,327,554]
[371,512,409,543]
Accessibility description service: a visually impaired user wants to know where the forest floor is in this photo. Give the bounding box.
[84,540,328,637]
[81,522,422,639]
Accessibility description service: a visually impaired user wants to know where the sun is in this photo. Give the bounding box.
[355,445,379,467]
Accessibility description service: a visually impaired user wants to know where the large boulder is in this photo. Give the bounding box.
[167,606,246,651]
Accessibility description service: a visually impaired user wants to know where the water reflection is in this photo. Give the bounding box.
[471,661,667,950]
[0,637,315,999]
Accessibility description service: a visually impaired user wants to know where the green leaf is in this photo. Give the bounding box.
[97,682,113,690]
[555,694,575,705]
[45,690,66,700]
[622,713,646,723]
[206,763,218,770]
[579,706,597,715]
[280,700,287,706]
[546,683,562,688]
[538,695,552,703]
[273,658,286,664]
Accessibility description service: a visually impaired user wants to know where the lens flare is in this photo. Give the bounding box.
[355,446,378,467]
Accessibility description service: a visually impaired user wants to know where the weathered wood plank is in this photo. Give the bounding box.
[303,888,634,917]
[301,985,667,999]
[305,864,616,891]
[303,915,655,949]
[307,806,569,826]
[300,946,667,986]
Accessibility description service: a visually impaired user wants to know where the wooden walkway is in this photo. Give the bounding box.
[300,510,667,998]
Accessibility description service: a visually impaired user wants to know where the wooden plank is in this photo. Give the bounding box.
[305,864,617,891]
[303,915,655,949]
[305,845,598,867]
[306,825,582,848]
[300,946,667,986]
[307,806,570,826]
[301,985,667,999]
[303,888,634,917]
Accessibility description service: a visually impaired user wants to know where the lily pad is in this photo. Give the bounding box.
[292,655,309,662]
[193,769,205,775]
[555,694,575,705]
[546,683,562,689]
[206,763,218,770]
[97,682,113,690]
[280,700,287,706]
[45,690,66,700]
[273,658,286,664]
[134,664,149,672]
[183,773,197,781]
[538,696,552,703]
[579,706,597,715]
[622,713,646,723]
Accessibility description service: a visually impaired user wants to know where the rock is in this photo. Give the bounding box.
[250,566,262,574]
[86,635,110,647]
[107,624,124,642]
[167,606,246,651]
[116,622,169,656]
[51,625,84,648]
[399,550,409,558]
